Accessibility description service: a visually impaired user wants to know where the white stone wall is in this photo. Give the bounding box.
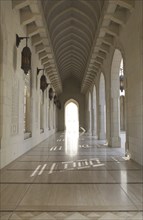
[0,1,56,168]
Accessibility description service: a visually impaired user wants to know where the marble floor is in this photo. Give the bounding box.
[0,132,143,220]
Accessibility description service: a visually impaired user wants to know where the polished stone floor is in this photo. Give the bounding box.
[0,132,143,219]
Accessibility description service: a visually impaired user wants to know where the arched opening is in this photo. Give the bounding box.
[65,99,79,132]
[119,59,126,149]
[111,49,126,149]
[65,99,79,156]
[99,73,106,140]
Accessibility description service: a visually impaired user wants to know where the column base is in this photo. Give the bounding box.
[92,134,98,139]
[92,130,98,139]
[125,141,131,156]
[109,136,121,147]
[99,132,106,140]
[85,131,92,136]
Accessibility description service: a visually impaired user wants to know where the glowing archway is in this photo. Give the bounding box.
[65,99,79,132]
[64,99,79,156]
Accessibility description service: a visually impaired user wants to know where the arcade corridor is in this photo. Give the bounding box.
[0,0,143,219]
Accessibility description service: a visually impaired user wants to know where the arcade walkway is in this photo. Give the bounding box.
[1,132,143,220]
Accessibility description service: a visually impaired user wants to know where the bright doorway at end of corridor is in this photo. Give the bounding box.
[65,100,79,156]
[65,99,79,132]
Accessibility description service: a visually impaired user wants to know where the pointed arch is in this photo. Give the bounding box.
[65,99,79,131]
[110,49,126,148]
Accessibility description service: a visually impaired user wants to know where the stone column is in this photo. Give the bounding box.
[87,110,92,135]
[120,96,125,131]
[50,100,53,130]
[53,102,55,129]
[48,101,51,130]
[92,107,98,138]
[124,78,129,155]
[99,104,106,140]
[109,97,121,147]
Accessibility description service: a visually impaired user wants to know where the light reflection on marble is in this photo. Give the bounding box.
[0,184,30,210]
[1,170,35,183]
[0,132,143,214]
[0,212,12,220]
[121,184,143,208]
[65,130,79,156]
[117,170,128,193]
[16,184,137,211]
[34,170,116,183]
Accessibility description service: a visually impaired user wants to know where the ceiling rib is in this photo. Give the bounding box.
[81,0,135,93]
[41,0,104,84]
[12,0,62,93]
[12,0,134,94]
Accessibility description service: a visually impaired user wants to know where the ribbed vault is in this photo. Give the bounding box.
[12,0,135,94]
[42,0,104,84]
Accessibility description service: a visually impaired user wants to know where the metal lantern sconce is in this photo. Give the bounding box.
[49,88,54,100]
[52,92,61,109]
[40,75,49,92]
[56,100,61,110]
[37,68,49,92]
[16,34,31,75]
[54,95,57,104]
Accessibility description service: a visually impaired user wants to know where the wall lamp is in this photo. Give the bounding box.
[48,89,61,109]
[54,95,57,104]
[56,100,61,110]
[37,68,49,92]
[49,87,54,100]
[16,34,31,75]
[52,93,61,109]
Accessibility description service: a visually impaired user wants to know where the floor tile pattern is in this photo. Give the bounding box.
[0,132,143,219]
[1,211,143,220]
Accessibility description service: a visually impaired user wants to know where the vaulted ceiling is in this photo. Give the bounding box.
[41,0,104,84]
[12,0,134,94]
